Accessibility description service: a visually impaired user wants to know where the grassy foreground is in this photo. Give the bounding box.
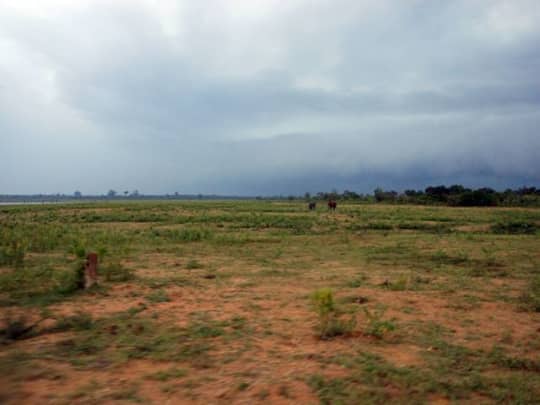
[1,201,539,404]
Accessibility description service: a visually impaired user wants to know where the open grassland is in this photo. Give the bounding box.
[1,201,539,404]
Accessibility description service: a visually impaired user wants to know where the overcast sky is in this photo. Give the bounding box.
[1,0,539,195]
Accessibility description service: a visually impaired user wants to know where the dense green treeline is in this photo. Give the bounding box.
[302,186,540,207]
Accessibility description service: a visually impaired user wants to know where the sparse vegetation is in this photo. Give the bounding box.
[0,200,538,403]
[363,307,396,338]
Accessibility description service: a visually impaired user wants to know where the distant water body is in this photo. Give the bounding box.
[0,201,65,205]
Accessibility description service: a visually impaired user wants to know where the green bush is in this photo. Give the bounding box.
[54,265,85,294]
[310,288,356,339]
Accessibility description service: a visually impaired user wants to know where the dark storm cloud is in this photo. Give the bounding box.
[1,0,539,194]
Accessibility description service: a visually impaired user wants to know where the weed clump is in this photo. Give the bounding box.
[53,248,88,294]
[363,307,396,338]
[54,267,84,294]
[310,288,356,339]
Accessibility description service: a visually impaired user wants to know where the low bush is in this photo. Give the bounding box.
[310,288,356,339]
[54,266,84,294]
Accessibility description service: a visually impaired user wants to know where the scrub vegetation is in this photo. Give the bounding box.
[0,200,539,404]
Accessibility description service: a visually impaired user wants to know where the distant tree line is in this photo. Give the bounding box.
[2,186,539,207]
[299,185,540,207]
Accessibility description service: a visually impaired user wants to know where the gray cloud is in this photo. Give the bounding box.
[1,0,539,195]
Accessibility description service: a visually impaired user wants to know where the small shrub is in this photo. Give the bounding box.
[55,266,84,294]
[310,288,356,339]
[363,307,396,338]
[102,261,134,282]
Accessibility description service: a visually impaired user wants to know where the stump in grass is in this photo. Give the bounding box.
[84,252,98,289]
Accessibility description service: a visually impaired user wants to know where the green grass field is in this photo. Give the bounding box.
[1,201,539,404]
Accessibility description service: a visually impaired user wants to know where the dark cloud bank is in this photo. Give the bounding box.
[1,1,539,195]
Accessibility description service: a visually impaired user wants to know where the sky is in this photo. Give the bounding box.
[1,0,539,195]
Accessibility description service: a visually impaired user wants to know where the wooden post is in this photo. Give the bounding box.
[84,252,98,288]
